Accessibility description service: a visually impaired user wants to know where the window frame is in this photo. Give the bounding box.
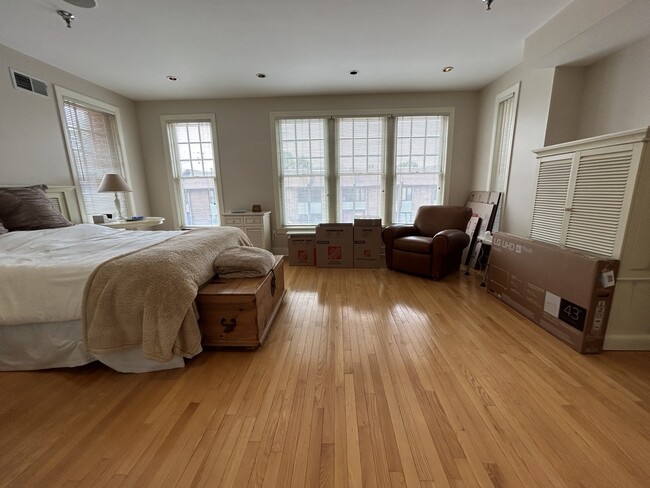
[55,86,135,223]
[270,108,454,231]
[485,83,520,226]
[161,114,225,229]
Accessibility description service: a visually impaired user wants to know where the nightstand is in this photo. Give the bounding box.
[98,217,165,230]
[221,211,271,250]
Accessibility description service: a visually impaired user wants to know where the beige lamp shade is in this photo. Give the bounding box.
[97,173,133,193]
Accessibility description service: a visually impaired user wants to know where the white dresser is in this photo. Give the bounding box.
[221,211,272,251]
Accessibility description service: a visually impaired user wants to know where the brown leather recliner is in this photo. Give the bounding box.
[382,205,472,280]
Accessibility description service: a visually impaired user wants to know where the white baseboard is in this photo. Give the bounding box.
[603,334,650,351]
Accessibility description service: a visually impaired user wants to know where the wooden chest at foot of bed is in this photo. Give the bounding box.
[196,255,285,347]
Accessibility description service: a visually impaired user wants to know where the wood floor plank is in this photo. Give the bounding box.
[1,266,649,488]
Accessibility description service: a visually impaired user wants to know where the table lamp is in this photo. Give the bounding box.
[97,173,132,221]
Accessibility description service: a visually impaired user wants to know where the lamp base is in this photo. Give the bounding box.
[114,192,126,221]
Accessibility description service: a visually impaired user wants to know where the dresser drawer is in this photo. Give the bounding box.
[245,216,263,225]
[223,216,244,225]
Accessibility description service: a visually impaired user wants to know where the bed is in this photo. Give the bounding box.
[0,185,253,373]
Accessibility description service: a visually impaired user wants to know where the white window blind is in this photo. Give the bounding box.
[62,98,129,220]
[275,112,450,228]
[489,94,517,193]
[337,117,385,222]
[393,115,446,223]
[166,121,221,227]
[487,84,519,232]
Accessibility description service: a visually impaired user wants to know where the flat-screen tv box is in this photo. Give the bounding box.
[486,233,619,354]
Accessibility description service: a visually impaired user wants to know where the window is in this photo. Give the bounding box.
[55,87,132,222]
[394,115,446,223]
[276,119,327,225]
[337,117,385,222]
[273,110,451,228]
[162,116,223,228]
[487,83,520,230]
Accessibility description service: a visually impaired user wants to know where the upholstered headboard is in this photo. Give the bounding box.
[45,186,83,224]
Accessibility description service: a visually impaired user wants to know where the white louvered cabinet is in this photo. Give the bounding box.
[532,127,650,350]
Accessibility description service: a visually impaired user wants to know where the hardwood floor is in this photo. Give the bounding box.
[1,264,649,487]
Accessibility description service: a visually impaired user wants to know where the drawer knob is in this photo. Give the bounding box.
[220,318,237,333]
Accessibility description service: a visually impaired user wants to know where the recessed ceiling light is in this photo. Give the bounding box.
[256,73,267,78]
[349,70,359,75]
[166,75,178,81]
[442,66,454,73]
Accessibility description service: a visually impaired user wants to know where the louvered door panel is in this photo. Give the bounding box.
[530,156,572,243]
[564,147,633,256]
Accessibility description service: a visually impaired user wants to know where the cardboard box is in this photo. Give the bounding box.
[486,233,619,354]
[353,218,382,226]
[288,233,316,266]
[353,218,383,268]
[316,224,353,268]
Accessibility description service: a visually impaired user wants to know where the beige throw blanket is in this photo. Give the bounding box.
[213,246,276,278]
[83,227,252,362]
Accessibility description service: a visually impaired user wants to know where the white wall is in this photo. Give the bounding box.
[471,64,556,237]
[0,44,150,216]
[136,91,479,241]
[473,34,650,350]
[578,34,650,138]
[544,66,585,145]
[473,33,650,238]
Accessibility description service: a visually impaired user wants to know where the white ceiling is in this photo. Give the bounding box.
[0,0,575,101]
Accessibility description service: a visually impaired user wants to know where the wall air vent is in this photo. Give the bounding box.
[10,69,49,97]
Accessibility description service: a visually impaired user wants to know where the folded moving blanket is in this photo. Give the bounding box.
[213,246,276,278]
[83,227,252,362]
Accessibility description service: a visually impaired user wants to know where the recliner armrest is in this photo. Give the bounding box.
[432,229,470,254]
[382,224,418,243]
[382,225,418,269]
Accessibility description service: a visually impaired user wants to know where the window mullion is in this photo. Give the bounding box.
[328,117,337,223]
[385,116,395,225]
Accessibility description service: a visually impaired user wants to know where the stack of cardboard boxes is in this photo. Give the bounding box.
[287,218,383,268]
[287,233,317,266]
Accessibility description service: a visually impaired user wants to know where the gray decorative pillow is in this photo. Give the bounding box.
[0,185,72,231]
[0,221,7,235]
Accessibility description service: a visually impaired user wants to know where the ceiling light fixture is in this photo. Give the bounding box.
[442,66,454,72]
[57,10,75,28]
[349,70,359,75]
[166,75,178,81]
[63,0,97,8]
[256,73,267,78]
[482,0,494,10]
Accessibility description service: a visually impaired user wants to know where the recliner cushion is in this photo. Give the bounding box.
[414,205,472,237]
[394,235,433,254]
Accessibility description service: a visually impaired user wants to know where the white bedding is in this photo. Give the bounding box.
[0,224,183,326]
